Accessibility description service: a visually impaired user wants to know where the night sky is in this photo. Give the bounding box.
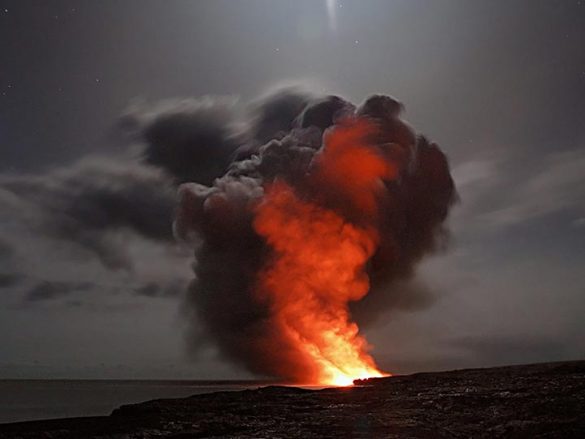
[1,0,584,379]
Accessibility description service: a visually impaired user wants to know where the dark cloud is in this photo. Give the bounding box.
[26,281,94,302]
[0,158,176,271]
[299,95,355,131]
[134,280,186,298]
[248,86,314,144]
[120,88,320,185]
[120,98,242,186]
[0,273,22,289]
[232,86,319,161]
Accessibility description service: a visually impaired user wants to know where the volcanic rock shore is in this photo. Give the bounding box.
[1,361,584,438]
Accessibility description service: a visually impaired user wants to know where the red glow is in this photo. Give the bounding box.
[253,119,391,385]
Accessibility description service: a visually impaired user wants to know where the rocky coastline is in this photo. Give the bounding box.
[1,361,584,438]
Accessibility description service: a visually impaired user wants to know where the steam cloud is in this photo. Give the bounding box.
[171,87,456,381]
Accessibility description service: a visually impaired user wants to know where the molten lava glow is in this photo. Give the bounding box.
[253,119,392,386]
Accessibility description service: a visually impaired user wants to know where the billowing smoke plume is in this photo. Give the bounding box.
[174,89,456,383]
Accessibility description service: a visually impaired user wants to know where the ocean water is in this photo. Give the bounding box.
[0,379,272,424]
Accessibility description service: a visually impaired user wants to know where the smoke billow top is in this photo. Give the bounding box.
[158,87,457,384]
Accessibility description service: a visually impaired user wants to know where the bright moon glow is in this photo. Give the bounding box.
[326,0,337,32]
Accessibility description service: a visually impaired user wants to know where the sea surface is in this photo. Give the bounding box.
[0,379,274,424]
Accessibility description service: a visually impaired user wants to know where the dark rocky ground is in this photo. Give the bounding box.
[1,361,584,438]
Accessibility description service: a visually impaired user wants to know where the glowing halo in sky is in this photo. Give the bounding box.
[326,0,338,32]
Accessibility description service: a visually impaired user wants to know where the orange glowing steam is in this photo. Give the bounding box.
[311,118,398,215]
[253,119,392,386]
